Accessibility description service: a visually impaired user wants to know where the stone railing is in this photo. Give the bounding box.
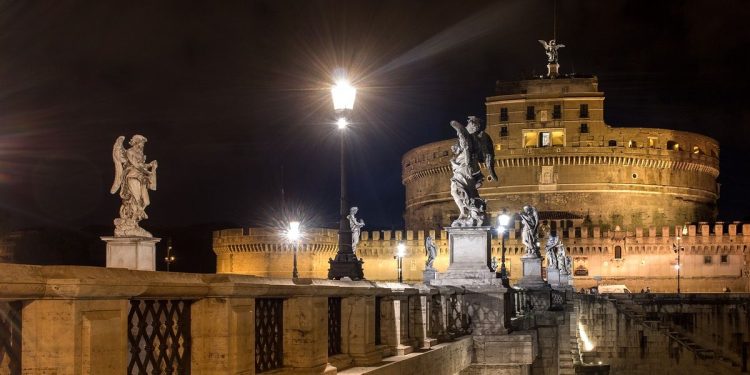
[0,263,476,375]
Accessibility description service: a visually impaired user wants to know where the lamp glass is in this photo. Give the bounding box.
[396,243,406,258]
[498,213,510,227]
[288,221,301,241]
[682,225,688,236]
[331,80,357,110]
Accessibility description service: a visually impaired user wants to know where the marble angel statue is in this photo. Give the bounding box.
[538,39,565,63]
[110,135,158,237]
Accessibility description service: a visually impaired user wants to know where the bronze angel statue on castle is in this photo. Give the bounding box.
[110,135,158,237]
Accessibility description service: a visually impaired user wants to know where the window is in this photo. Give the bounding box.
[648,137,657,148]
[704,255,712,265]
[721,255,729,264]
[608,140,617,147]
[579,104,589,118]
[628,140,637,148]
[539,132,551,147]
[500,126,508,137]
[553,105,562,119]
[500,108,508,122]
[667,140,680,151]
[693,146,703,154]
[580,123,589,133]
[614,246,622,259]
[526,106,535,120]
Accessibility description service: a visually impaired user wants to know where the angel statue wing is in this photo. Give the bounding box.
[110,136,126,194]
[556,43,566,49]
[538,39,549,49]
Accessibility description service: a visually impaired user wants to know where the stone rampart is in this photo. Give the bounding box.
[214,222,750,292]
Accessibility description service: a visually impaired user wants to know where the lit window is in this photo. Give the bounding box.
[628,140,637,148]
[539,132,551,147]
[667,141,680,151]
[693,146,703,154]
[648,137,657,148]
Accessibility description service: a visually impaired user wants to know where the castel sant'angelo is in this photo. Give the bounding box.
[213,46,750,292]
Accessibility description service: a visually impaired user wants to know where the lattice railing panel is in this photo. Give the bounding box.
[255,298,283,373]
[429,294,444,338]
[128,299,192,375]
[0,301,21,375]
[328,297,342,356]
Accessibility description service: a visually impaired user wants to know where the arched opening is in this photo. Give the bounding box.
[666,140,680,151]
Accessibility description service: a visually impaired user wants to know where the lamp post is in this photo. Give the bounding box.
[395,243,406,283]
[287,221,301,279]
[327,74,364,280]
[673,224,688,294]
[164,238,175,272]
[497,210,511,287]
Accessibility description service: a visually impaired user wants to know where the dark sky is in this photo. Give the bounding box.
[2,0,750,235]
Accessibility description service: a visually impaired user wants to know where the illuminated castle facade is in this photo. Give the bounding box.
[213,72,747,292]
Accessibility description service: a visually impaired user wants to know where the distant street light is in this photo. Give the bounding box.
[395,243,406,283]
[287,221,301,279]
[327,73,364,280]
[496,209,511,287]
[673,224,688,294]
[164,238,175,272]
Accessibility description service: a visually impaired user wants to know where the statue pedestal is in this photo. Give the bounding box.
[101,236,160,271]
[559,271,571,288]
[517,256,548,289]
[546,268,560,288]
[431,227,501,286]
[547,62,560,78]
[423,268,437,284]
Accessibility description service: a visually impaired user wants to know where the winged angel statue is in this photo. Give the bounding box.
[110,135,158,237]
[538,39,565,63]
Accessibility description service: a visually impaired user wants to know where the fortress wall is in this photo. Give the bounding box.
[214,222,750,292]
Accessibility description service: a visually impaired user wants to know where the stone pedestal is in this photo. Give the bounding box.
[423,268,437,284]
[547,62,560,78]
[559,271,571,288]
[101,236,160,271]
[547,268,560,288]
[517,256,548,289]
[431,227,501,286]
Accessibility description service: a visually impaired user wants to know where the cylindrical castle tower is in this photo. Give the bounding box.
[402,76,719,230]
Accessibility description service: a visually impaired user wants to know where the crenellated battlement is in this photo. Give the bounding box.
[214,221,750,257]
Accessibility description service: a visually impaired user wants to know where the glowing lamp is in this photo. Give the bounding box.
[336,117,349,129]
[331,79,357,111]
[288,221,301,241]
[396,243,406,258]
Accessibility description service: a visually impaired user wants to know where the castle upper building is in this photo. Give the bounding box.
[402,75,720,230]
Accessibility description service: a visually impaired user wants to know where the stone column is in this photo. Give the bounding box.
[22,299,129,374]
[380,296,414,356]
[341,296,381,366]
[409,292,438,349]
[282,296,336,374]
[191,297,254,374]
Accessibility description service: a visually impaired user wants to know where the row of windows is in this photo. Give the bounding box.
[499,104,589,122]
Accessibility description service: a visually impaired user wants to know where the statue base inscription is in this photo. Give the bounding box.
[431,227,502,286]
[517,256,549,289]
[102,236,160,271]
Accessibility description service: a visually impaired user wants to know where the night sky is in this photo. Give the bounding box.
[1,1,749,270]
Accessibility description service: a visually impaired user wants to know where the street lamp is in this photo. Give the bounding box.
[395,243,406,283]
[164,238,175,272]
[497,210,511,287]
[287,221,301,279]
[673,224,688,294]
[327,74,364,280]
